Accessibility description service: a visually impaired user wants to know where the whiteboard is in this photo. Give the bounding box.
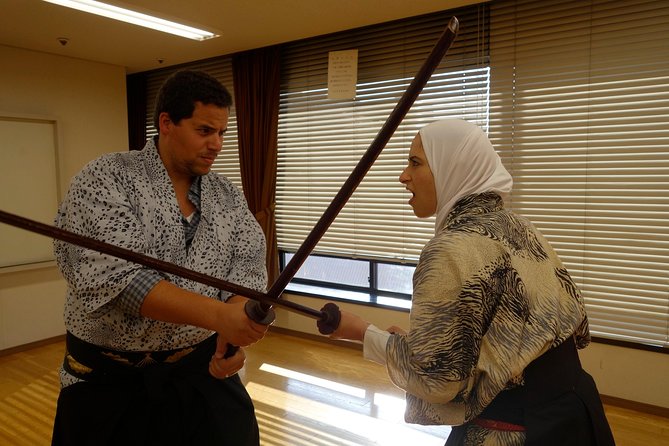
[0,115,60,269]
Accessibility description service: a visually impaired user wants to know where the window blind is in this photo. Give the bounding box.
[143,57,242,188]
[489,0,669,347]
[277,4,490,261]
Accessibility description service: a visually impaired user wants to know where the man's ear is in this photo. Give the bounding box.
[158,112,172,134]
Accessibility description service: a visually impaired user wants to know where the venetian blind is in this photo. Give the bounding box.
[489,0,669,347]
[276,4,490,261]
[143,57,242,188]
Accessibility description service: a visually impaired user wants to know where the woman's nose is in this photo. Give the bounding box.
[399,169,409,184]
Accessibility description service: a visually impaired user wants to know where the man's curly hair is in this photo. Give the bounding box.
[153,70,232,130]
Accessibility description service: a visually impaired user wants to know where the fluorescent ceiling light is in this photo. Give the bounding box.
[43,0,219,41]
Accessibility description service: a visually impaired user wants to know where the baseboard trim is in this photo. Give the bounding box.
[600,395,669,419]
[0,334,65,358]
[269,325,363,351]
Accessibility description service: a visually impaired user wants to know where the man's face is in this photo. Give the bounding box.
[159,101,229,181]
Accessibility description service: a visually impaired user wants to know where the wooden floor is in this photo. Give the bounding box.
[0,330,667,445]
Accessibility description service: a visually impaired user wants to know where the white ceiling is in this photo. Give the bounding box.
[0,0,477,74]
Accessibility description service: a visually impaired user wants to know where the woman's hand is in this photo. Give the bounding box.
[386,325,407,335]
[329,309,371,342]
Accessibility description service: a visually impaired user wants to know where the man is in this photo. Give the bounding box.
[51,70,269,445]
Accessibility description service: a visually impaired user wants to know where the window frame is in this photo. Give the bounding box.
[279,250,415,310]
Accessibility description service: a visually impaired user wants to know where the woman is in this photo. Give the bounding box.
[329,119,615,445]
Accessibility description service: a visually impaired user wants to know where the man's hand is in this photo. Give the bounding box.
[216,295,269,347]
[209,334,246,379]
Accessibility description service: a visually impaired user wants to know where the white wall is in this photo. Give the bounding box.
[274,293,669,409]
[0,45,127,349]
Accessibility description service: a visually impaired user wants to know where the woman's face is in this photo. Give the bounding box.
[399,133,437,218]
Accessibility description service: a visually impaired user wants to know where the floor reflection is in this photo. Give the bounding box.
[249,361,450,445]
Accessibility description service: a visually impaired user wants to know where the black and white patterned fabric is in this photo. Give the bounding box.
[385,192,589,437]
[54,138,267,385]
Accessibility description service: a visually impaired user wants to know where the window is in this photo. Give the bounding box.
[134,0,669,350]
[488,0,669,348]
[276,0,669,349]
[280,252,415,309]
[276,5,490,303]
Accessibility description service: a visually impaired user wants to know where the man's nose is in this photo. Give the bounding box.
[209,133,224,150]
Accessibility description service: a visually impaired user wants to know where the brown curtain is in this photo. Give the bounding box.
[232,46,281,285]
[126,73,147,151]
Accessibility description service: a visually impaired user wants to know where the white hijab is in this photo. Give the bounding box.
[419,119,513,233]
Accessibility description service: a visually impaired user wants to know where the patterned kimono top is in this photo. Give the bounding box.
[54,139,267,380]
[386,192,590,427]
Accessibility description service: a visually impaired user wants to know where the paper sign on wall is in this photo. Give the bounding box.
[328,49,358,100]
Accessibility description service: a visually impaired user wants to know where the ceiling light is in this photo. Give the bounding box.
[43,0,219,41]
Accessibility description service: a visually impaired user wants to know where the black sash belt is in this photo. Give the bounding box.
[446,337,615,445]
[54,332,261,446]
[63,331,217,383]
[478,337,581,426]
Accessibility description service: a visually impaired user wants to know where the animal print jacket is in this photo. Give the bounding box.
[386,192,590,428]
[54,139,267,354]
